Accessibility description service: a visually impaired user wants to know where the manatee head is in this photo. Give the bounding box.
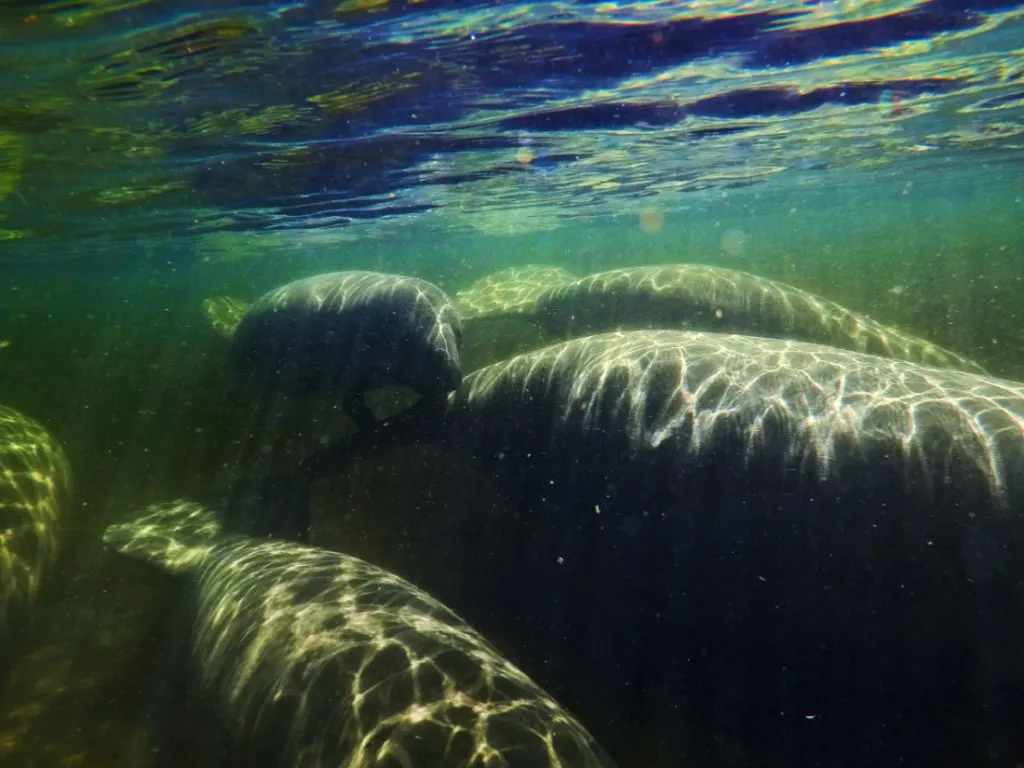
[104,473,313,574]
[103,500,222,574]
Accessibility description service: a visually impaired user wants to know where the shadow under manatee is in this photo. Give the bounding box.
[0,603,32,694]
[144,581,256,768]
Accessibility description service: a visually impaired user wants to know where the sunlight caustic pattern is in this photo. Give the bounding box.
[201,262,576,343]
[452,330,1024,511]
[453,266,578,321]
[201,296,250,340]
[0,406,71,632]
[103,500,616,768]
[233,271,463,399]
[536,265,985,373]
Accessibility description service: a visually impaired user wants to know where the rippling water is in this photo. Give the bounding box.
[1,0,1022,255]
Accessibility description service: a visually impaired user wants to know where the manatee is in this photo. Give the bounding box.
[102,499,617,768]
[446,329,1018,508]
[308,328,1022,513]
[231,271,462,431]
[535,264,984,373]
[453,266,577,321]
[451,266,578,371]
[297,330,1024,767]
[0,406,71,662]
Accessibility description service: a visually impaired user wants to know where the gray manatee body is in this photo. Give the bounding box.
[535,264,984,372]
[299,329,1024,767]
[446,329,1020,510]
[103,500,616,768]
[434,329,1024,767]
[232,271,463,401]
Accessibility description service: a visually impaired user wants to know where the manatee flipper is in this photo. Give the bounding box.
[194,393,445,546]
[189,392,446,548]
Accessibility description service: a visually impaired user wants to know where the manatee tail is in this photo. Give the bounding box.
[103,500,223,574]
[201,296,251,340]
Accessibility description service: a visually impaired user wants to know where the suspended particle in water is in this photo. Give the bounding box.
[720,228,746,256]
[881,89,908,118]
[638,207,664,233]
[516,147,534,165]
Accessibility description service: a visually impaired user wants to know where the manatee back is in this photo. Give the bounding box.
[191,535,616,768]
[103,499,224,575]
[536,264,984,373]
[447,329,1022,511]
[453,265,577,320]
[231,271,463,398]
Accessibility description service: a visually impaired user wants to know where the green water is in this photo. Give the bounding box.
[0,173,1022,765]
[1,1,1024,764]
